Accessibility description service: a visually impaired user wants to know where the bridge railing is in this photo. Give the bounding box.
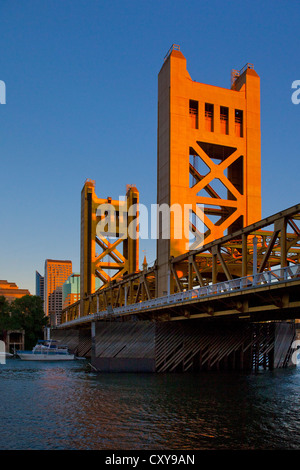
[59,264,300,326]
[93,263,300,318]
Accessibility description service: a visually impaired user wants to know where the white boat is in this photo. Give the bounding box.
[17,339,75,361]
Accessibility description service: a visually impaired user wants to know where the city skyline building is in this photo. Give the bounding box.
[62,273,103,311]
[35,271,44,301]
[62,273,80,310]
[44,259,72,326]
[0,280,30,303]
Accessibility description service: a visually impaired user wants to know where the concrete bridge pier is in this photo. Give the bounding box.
[52,319,296,372]
[88,319,296,373]
[50,327,91,358]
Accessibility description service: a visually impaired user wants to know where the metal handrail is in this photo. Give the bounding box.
[239,63,254,74]
[164,44,180,62]
[231,63,254,86]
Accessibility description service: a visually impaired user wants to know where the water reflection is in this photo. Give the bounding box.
[0,360,299,450]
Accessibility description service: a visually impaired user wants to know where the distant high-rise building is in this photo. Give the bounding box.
[44,259,72,326]
[35,271,44,300]
[61,274,100,311]
[62,273,80,310]
[0,280,30,303]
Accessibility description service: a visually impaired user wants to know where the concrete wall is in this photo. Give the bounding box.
[51,328,91,357]
[273,322,296,368]
[92,321,156,372]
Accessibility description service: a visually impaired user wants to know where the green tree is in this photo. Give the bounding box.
[0,295,19,331]
[10,295,48,349]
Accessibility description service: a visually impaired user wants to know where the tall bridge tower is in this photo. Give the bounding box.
[80,179,139,316]
[157,45,261,295]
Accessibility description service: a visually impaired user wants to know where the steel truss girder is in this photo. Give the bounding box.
[61,204,299,323]
[170,203,300,293]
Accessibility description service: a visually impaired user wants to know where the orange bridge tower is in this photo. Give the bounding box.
[157,45,261,295]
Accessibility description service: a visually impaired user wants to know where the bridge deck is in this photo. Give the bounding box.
[59,264,300,328]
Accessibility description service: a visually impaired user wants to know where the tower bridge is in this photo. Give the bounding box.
[53,45,300,372]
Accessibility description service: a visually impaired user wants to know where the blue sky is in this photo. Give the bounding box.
[0,0,299,294]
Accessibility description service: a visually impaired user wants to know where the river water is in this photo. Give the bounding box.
[0,358,299,450]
